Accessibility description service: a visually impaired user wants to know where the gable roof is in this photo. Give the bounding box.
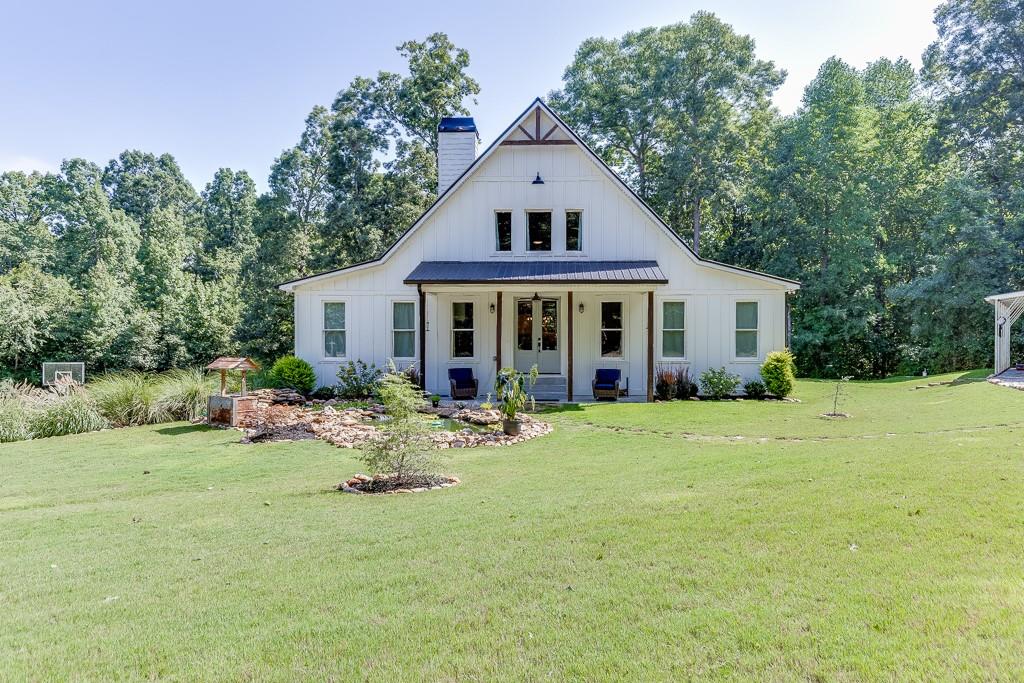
[279,98,800,291]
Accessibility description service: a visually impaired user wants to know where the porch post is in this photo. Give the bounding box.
[418,285,426,390]
[647,291,654,402]
[567,291,574,402]
[496,291,503,373]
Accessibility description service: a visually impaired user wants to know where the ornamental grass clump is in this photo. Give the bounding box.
[655,366,677,401]
[29,390,109,438]
[0,386,34,443]
[88,371,169,427]
[157,368,215,421]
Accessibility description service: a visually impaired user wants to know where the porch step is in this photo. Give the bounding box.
[531,375,567,401]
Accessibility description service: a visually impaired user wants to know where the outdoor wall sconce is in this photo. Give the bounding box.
[532,172,544,185]
[489,302,496,314]
[578,302,585,314]
[998,315,1007,336]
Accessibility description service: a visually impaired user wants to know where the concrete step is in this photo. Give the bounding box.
[532,375,567,401]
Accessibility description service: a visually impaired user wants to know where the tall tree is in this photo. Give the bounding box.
[551,13,784,253]
[0,171,53,273]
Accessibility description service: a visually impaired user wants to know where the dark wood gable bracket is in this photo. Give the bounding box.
[500,107,575,146]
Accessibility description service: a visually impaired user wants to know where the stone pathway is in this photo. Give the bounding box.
[988,369,1024,391]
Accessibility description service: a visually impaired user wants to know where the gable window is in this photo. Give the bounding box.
[452,302,474,358]
[323,302,346,358]
[495,211,512,252]
[662,301,685,358]
[600,301,623,357]
[735,301,759,358]
[392,301,415,358]
[527,211,552,251]
[566,210,582,251]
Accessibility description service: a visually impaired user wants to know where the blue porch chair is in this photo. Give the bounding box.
[448,368,478,400]
[592,368,622,400]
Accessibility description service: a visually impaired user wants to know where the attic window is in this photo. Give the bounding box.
[527,211,551,251]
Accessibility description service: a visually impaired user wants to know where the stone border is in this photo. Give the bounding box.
[988,375,1024,392]
[336,474,461,495]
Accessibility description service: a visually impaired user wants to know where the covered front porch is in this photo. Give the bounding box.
[407,261,666,402]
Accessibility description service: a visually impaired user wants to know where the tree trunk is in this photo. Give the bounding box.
[692,196,703,256]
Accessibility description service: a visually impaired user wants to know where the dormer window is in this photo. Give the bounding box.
[527,211,551,251]
[495,211,512,252]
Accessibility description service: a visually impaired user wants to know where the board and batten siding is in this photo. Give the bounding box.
[292,136,792,394]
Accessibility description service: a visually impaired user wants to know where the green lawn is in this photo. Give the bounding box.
[3,371,1024,680]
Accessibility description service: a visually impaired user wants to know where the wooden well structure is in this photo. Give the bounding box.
[205,357,260,427]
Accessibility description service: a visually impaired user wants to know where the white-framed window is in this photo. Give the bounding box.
[495,210,512,252]
[600,301,624,358]
[452,302,475,358]
[323,301,346,358]
[527,210,552,251]
[735,301,759,359]
[662,301,685,358]
[566,210,582,252]
[392,301,415,359]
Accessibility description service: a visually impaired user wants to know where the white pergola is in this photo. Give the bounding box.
[985,291,1024,375]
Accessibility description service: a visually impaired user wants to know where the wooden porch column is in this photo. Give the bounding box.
[418,285,426,389]
[567,291,574,402]
[646,291,654,402]
[496,291,503,373]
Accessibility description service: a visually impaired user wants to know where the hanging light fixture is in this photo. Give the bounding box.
[532,172,544,185]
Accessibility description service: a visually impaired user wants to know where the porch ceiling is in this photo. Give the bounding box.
[404,260,667,285]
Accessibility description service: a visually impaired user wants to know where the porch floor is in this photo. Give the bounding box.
[989,369,1024,391]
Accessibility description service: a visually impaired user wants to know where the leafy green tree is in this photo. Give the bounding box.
[77,262,158,371]
[0,264,79,377]
[0,172,53,273]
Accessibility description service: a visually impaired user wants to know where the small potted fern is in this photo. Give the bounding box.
[495,366,538,436]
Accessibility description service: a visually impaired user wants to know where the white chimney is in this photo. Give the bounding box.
[437,117,478,195]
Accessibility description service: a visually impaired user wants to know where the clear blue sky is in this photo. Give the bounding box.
[0,0,940,192]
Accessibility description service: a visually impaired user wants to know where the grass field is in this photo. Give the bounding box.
[2,370,1023,680]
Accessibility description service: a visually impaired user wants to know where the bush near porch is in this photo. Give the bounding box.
[2,370,1023,679]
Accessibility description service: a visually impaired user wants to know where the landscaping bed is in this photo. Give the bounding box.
[237,389,552,449]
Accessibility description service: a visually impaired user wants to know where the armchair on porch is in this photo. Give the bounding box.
[592,369,622,400]
[448,368,478,400]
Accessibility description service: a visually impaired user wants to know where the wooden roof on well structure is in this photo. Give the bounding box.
[205,357,260,371]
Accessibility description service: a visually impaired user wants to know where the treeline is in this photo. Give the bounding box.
[2,1,1021,380]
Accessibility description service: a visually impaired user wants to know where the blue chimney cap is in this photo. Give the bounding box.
[438,117,477,133]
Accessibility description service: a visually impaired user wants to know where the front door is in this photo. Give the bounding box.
[514,298,560,374]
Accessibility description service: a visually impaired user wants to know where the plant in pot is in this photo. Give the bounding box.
[429,394,441,408]
[495,365,538,436]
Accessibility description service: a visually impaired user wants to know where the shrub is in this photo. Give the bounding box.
[655,366,677,400]
[675,367,698,398]
[89,372,169,427]
[336,360,382,399]
[761,350,796,397]
[743,379,768,400]
[698,367,741,399]
[157,368,214,421]
[30,391,109,438]
[309,386,336,400]
[270,356,317,394]
[357,369,437,484]
[496,366,538,422]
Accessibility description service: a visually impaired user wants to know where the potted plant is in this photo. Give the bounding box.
[429,394,441,408]
[496,366,538,436]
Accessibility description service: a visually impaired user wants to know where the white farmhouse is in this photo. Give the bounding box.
[280,99,799,401]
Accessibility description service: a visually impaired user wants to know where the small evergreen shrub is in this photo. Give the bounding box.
[357,369,436,485]
[743,379,768,399]
[675,367,698,398]
[30,391,109,438]
[336,360,382,399]
[270,356,317,394]
[698,367,741,399]
[761,350,796,397]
